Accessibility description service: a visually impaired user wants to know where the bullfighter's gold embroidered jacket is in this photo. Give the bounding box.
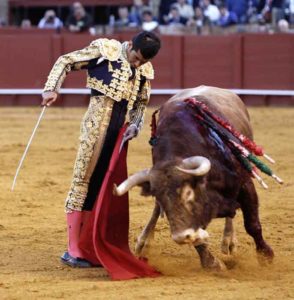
[43,38,154,130]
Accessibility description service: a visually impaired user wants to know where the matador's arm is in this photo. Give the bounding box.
[43,40,101,92]
[128,78,151,133]
[128,61,154,134]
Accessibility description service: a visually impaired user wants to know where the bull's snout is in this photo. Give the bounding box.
[172,228,209,245]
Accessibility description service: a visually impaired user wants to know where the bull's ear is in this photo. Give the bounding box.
[138,182,152,196]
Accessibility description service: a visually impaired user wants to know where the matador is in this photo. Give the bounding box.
[41,31,161,268]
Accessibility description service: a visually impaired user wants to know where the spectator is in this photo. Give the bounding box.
[193,0,201,7]
[149,0,161,20]
[165,5,188,25]
[141,9,159,31]
[201,0,220,24]
[217,5,238,26]
[258,0,270,22]
[159,0,177,24]
[214,0,225,6]
[38,10,63,29]
[258,0,285,25]
[0,17,6,27]
[270,0,286,26]
[129,0,149,26]
[114,6,131,28]
[187,6,209,33]
[226,0,249,23]
[277,18,290,31]
[20,19,32,29]
[289,0,294,24]
[174,0,195,19]
[247,0,259,24]
[66,2,93,33]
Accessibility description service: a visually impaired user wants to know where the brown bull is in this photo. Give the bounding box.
[115,86,274,270]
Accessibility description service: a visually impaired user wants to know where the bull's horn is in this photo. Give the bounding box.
[176,156,211,176]
[114,169,150,196]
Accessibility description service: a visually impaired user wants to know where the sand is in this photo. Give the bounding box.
[0,106,293,300]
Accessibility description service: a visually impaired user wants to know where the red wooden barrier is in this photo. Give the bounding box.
[0,34,52,88]
[152,35,182,88]
[0,31,294,106]
[243,34,294,89]
[182,35,243,89]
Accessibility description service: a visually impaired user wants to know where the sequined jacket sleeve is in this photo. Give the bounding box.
[43,40,101,92]
[128,78,151,132]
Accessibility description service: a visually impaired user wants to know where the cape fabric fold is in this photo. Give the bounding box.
[79,125,160,280]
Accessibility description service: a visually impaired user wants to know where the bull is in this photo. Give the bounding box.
[114,86,276,270]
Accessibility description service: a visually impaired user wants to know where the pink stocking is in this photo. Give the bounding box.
[66,211,84,258]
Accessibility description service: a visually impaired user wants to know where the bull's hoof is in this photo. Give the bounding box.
[256,245,274,265]
[135,230,155,256]
[135,236,151,256]
[201,257,226,271]
[195,244,226,271]
[135,239,146,256]
[221,237,237,255]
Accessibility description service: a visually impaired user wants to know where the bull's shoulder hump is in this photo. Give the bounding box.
[168,86,236,103]
[168,86,209,102]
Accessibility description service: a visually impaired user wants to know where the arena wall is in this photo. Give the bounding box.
[0,31,293,106]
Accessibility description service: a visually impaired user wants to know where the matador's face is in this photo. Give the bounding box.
[126,42,148,69]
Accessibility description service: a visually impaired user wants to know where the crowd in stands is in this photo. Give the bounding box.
[2,0,294,34]
[20,2,93,33]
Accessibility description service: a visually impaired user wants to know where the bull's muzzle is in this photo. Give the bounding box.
[172,228,209,245]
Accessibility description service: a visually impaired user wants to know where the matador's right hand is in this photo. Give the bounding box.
[41,91,58,106]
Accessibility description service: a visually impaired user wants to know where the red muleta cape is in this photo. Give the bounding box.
[79,125,160,280]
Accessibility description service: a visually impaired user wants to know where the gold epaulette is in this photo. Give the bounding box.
[139,62,154,80]
[93,38,122,61]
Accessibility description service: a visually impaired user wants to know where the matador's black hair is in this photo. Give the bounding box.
[132,31,161,60]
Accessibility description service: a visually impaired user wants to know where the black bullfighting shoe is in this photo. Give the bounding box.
[60,251,93,268]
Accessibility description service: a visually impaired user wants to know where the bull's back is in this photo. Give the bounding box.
[168,86,253,139]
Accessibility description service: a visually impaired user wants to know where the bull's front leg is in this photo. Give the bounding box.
[221,217,237,255]
[195,244,226,271]
[135,201,161,256]
[238,180,274,263]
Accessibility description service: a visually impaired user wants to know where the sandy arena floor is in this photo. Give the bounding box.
[0,106,293,300]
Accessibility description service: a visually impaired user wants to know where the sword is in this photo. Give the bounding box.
[11,106,47,191]
[119,124,138,153]
[119,135,128,154]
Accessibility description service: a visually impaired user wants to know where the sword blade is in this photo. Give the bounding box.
[11,106,47,191]
[119,136,127,154]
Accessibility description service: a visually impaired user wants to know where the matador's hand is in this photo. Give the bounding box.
[123,124,139,141]
[41,91,58,106]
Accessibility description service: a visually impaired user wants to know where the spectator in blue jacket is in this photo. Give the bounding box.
[226,0,249,23]
[218,5,238,26]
